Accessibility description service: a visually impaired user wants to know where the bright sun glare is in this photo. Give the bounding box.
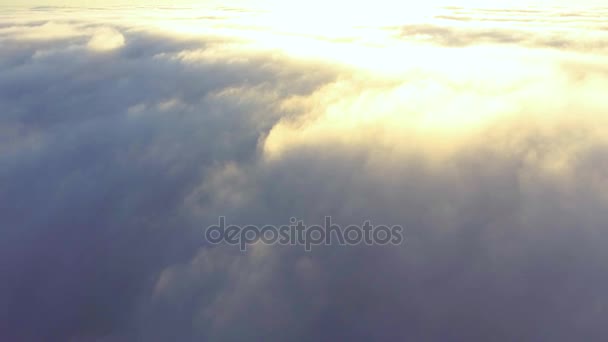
[28,0,598,146]
[145,1,527,135]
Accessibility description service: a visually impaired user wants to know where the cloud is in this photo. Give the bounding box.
[87,27,125,51]
[395,23,608,50]
[394,6,608,51]
[1,5,608,342]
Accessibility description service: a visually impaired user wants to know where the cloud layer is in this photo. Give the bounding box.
[1,4,608,341]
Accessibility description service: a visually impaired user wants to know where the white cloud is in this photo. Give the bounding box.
[87,27,125,51]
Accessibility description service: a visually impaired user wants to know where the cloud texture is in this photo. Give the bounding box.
[1,4,608,341]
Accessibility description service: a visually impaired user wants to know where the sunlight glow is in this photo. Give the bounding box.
[13,1,604,154]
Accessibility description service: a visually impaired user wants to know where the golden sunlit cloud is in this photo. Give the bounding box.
[87,27,125,51]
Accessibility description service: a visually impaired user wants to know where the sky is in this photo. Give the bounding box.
[1,1,608,341]
[1,0,607,6]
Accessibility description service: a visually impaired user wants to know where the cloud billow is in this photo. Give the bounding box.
[1,6,608,341]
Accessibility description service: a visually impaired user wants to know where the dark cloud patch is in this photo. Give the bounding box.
[395,23,608,51]
[418,6,608,50]
[151,125,608,341]
[0,24,339,341]
[435,14,544,23]
[398,24,525,47]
